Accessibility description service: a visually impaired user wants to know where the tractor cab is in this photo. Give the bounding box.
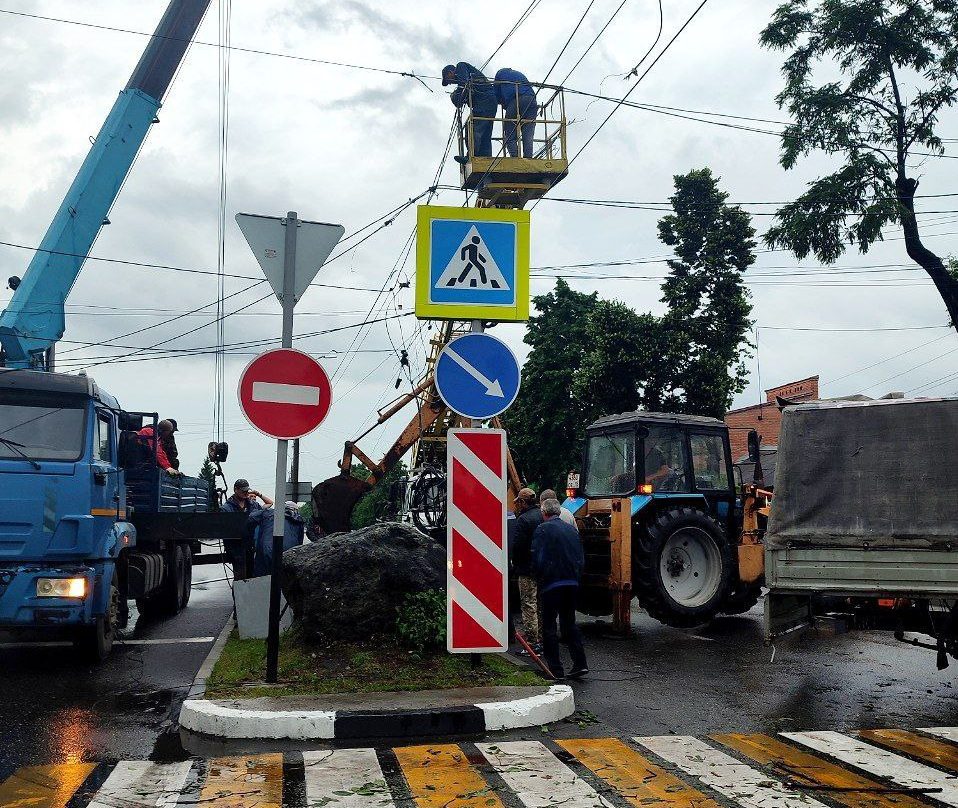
[567,410,736,533]
[456,84,568,208]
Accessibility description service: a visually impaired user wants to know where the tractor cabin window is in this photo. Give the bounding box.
[643,426,690,492]
[690,433,730,491]
[584,431,635,496]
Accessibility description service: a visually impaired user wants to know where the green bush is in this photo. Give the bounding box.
[395,589,446,657]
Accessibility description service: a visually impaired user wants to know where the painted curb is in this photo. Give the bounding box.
[477,684,575,730]
[187,616,235,700]
[178,684,574,740]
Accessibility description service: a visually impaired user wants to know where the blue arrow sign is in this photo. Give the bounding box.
[435,333,521,420]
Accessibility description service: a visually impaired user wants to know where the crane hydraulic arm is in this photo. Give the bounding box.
[0,0,212,370]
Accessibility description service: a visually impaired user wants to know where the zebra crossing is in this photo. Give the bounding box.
[4,726,958,808]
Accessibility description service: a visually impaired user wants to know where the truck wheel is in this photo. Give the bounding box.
[721,582,763,615]
[179,548,193,610]
[136,545,186,619]
[76,582,119,662]
[634,507,733,628]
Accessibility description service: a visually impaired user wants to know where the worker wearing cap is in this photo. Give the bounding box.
[442,62,498,161]
[512,487,544,650]
[223,479,273,513]
[161,418,180,471]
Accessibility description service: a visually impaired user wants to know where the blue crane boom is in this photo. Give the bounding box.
[0,0,212,370]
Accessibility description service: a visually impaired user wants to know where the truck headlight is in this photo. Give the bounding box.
[36,577,86,598]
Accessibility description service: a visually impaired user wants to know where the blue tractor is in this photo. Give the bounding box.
[564,411,767,630]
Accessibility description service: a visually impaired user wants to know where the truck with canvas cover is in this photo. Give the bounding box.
[564,410,769,630]
[0,370,245,660]
[765,397,958,668]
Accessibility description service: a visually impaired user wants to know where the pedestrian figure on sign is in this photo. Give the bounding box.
[453,235,498,288]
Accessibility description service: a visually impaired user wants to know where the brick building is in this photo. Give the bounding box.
[725,376,820,460]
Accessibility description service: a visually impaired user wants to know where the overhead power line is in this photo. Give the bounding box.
[0,7,437,86]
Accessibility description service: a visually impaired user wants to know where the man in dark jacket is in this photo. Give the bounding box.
[532,498,588,680]
[512,487,544,648]
[494,67,537,157]
[443,62,498,160]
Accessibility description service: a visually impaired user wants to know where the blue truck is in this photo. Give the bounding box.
[0,370,244,659]
[0,1,248,660]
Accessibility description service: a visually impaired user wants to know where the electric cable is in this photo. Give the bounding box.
[556,0,631,88]
[0,7,438,86]
[540,0,599,87]
[481,0,544,71]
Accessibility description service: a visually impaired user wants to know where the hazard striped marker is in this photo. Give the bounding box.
[446,428,508,653]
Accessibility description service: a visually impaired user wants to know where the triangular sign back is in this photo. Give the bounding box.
[235,213,345,303]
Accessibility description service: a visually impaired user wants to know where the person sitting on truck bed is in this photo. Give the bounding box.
[223,479,273,513]
[137,420,181,476]
[162,418,180,470]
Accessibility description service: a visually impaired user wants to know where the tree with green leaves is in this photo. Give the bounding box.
[198,456,215,486]
[572,300,664,419]
[761,0,958,328]
[505,279,598,490]
[656,168,755,418]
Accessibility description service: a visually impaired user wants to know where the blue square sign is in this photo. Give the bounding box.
[430,219,517,306]
[415,205,530,321]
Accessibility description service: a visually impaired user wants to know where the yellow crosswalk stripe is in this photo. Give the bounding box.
[714,733,932,808]
[0,763,96,808]
[859,729,958,772]
[199,753,284,808]
[394,744,506,808]
[556,737,722,808]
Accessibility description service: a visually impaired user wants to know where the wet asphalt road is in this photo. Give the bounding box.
[3,575,958,771]
[0,565,233,780]
[562,602,958,739]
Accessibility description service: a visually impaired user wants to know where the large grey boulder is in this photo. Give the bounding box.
[280,522,445,643]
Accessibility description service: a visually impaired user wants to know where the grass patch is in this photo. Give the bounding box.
[206,630,543,699]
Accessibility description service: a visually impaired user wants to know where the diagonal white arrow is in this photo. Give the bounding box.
[444,346,504,397]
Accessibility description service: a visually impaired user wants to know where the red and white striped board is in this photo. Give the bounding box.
[446,428,509,653]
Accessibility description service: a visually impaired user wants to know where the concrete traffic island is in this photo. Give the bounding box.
[178,524,575,742]
[179,683,574,740]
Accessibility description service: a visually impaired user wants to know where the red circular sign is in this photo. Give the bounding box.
[238,348,332,440]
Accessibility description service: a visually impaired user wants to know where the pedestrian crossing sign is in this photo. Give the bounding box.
[415,205,530,321]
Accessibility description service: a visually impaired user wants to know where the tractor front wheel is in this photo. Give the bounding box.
[634,507,733,628]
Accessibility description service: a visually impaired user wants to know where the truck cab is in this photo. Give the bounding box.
[0,370,243,660]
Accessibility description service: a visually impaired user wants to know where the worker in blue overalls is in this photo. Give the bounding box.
[495,67,538,158]
[443,62,498,162]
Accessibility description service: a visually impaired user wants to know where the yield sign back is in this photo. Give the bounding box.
[235,213,344,303]
[238,348,332,440]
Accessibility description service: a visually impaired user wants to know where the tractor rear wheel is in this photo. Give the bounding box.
[634,507,733,628]
[721,581,763,615]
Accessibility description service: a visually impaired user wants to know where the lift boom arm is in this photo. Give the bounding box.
[0,0,212,369]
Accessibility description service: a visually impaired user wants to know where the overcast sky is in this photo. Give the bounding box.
[2,0,956,491]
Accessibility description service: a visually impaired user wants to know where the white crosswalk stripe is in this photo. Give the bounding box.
[784,730,958,807]
[926,727,958,744]
[87,760,192,808]
[477,740,613,808]
[303,749,394,807]
[636,735,834,808]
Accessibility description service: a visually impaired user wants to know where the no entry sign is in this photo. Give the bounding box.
[447,428,508,653]
[238,348,332,440]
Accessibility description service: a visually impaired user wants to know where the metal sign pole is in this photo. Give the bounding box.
[266,211,298,683]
